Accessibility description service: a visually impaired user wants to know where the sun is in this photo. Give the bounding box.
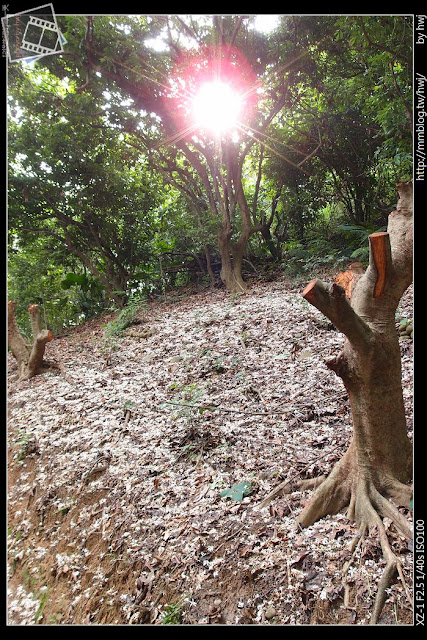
[192,81,242,136]
[166,46,258,144]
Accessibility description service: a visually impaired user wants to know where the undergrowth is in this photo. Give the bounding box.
[104,292,147,337]
[161,599,185,625]
[280,222,387,276]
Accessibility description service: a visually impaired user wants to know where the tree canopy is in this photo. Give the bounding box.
[8,14,413,327]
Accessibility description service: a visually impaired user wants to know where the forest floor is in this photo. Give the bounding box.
[7,273,414,626]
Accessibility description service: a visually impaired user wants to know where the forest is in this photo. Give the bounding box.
[7,14,414,626]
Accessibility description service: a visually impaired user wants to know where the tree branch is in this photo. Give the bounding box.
[302,279,373,351]
[297,127,322,167]
[389,61,412,131]
[228,16,245,52]
[252,145,264,222]
[267,185,283,228]
[175,16,203,48]
[28,304,42,339]
[175,141,219,217]
[358,17,411,65]
[28,329,53,375]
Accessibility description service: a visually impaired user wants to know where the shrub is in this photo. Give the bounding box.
[104,292,147,337]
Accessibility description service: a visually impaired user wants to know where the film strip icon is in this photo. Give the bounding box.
[21,15,58,55]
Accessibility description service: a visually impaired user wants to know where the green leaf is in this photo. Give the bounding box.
[60,273,88,290]
[220,481,253,502]
[198,404,218,414]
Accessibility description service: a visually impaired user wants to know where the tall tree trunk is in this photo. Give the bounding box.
[217,164,260,293]
[218,229,247,293]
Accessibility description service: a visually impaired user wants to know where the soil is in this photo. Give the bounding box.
[7,275,414,626]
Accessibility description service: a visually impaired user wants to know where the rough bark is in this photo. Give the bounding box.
[218,230,248,294]
[218,252,243,293]
[270,182,413,624]
[8,302,54,380]
[217,166,261,293]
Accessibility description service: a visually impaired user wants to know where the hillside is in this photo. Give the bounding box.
[7,277,414,626]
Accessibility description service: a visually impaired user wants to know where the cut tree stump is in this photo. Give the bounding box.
[267,182,414,624]
[8,302,54,380]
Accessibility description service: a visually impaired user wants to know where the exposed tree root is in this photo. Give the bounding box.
[342,524,366,609]
[297,463,412,624]
[261,452,413,625]
[257,475,326,510]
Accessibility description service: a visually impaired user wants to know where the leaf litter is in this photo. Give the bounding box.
[7,278,413,625]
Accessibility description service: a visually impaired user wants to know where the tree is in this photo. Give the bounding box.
[8,64,164,308]
[7,232,88,335]
[256,15,412,237]
[40,14,334,292]
[262,182,413,624]
[10,16,412,293]
[312,15,413,222]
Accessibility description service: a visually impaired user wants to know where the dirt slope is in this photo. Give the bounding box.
[7,278,414,625]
